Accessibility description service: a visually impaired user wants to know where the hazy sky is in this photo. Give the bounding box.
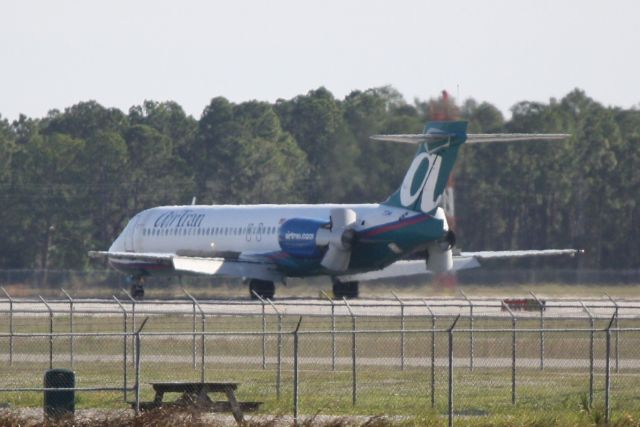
[1,0,639,121]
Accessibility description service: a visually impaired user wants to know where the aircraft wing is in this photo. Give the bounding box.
[88,251,284,282]
[336,256,480,282]
[336,249,581,282]
[459,249,582,259]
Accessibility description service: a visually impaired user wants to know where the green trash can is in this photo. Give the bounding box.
[44,369,75,419]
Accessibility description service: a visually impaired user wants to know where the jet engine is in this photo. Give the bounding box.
[278,208,357,272]
[425,229,456,274]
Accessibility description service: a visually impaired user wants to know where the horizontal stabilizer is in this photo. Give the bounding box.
[370,133,570,145]
[369,133,455,145]
[466,134,570,144]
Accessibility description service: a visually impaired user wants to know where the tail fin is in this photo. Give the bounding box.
[376,121,467,214]
[372,121,570,214]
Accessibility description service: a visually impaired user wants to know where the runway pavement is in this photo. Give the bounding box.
[1,296,639,319]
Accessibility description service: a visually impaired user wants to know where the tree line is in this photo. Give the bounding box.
[0,87,638,270]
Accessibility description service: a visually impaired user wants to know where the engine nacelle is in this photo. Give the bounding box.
[278,218,328,258]
[425,241,453,274]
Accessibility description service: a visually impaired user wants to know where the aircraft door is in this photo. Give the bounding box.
[124,211,150,252]
[132,211,150,252]
[124,218,135,252]
[256,222,263,242]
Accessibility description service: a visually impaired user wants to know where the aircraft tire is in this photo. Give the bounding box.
[249,280,275,300]
[333,280,359,299]
[130,283,144,300]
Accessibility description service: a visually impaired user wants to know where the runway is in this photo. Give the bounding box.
[2,296,640,319]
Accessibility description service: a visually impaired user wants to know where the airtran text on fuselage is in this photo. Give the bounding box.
[154,210,205,228]
[285,231,315,240]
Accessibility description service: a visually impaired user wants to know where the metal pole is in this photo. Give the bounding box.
[448,315,460,427]
[320,291,336,371]
[266,298,283,400]
[604,313,616,425]
[503,304,516,405]
[392,292,405,371]
[39,296,54,369]
[529,292,544,370]
[113,296,128,402]
[1,287,13,366]
[606,294,620,373]
[581,302,595,406]
[252,290,267,369]
[61,289,74,368]
[181,288,198,369]
[460,291,473,371]
[185,290,206,382]
[122,289,136,368]
[293,317,302,425]
[423,300,436,408]
[192,297,197,368]
[344,297,357,406]
[134,317,149,415]
[605,292,620,372]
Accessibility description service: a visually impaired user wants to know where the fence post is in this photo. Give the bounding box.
[343,297,357,406]
[604,312,616,425]
[503,303,517,405]
[460,291,473,371]
[252,291,268,370]
[185,289,197,369]
[1,287,13,366]
[122,289,136,368]
[529,291,544,370]
[61,289,74,368]
[320,291,336,371]
[266,298,283,400]
[185,290,206,382]
[606,294,620,373]
[134,317,150,415]
[392,292,406,371]
[113,296,128,402]
[293,317,302,426]
[423,300,436,408]
[581,302,595,406]
[39,296,54,369]
[448,315,460,427]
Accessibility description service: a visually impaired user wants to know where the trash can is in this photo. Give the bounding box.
[43,369,75,419]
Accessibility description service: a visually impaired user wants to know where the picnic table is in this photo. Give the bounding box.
[132,381,261,424]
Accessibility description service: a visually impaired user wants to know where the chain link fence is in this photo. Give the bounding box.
[1,291,639,424]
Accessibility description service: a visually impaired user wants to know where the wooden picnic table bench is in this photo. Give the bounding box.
[131,381,262,424]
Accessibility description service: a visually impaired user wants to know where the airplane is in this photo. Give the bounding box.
[89,120,579,299]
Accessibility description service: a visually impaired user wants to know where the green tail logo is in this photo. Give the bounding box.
[382,121,467,213]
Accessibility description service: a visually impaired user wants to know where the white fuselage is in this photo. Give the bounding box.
[110,203,414,257]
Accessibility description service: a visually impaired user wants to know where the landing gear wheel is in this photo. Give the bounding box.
[128,276,145,300]
[332,280,359,299]
[249,280,275,300]
[131,283,144,300]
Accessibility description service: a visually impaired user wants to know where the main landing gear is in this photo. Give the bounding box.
[127,275,145,300]
[332,278,359,299]
[249,279,275,300]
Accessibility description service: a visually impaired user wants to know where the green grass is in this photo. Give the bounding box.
[1,297,639,426]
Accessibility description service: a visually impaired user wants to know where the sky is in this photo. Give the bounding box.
[1,0,639,121]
